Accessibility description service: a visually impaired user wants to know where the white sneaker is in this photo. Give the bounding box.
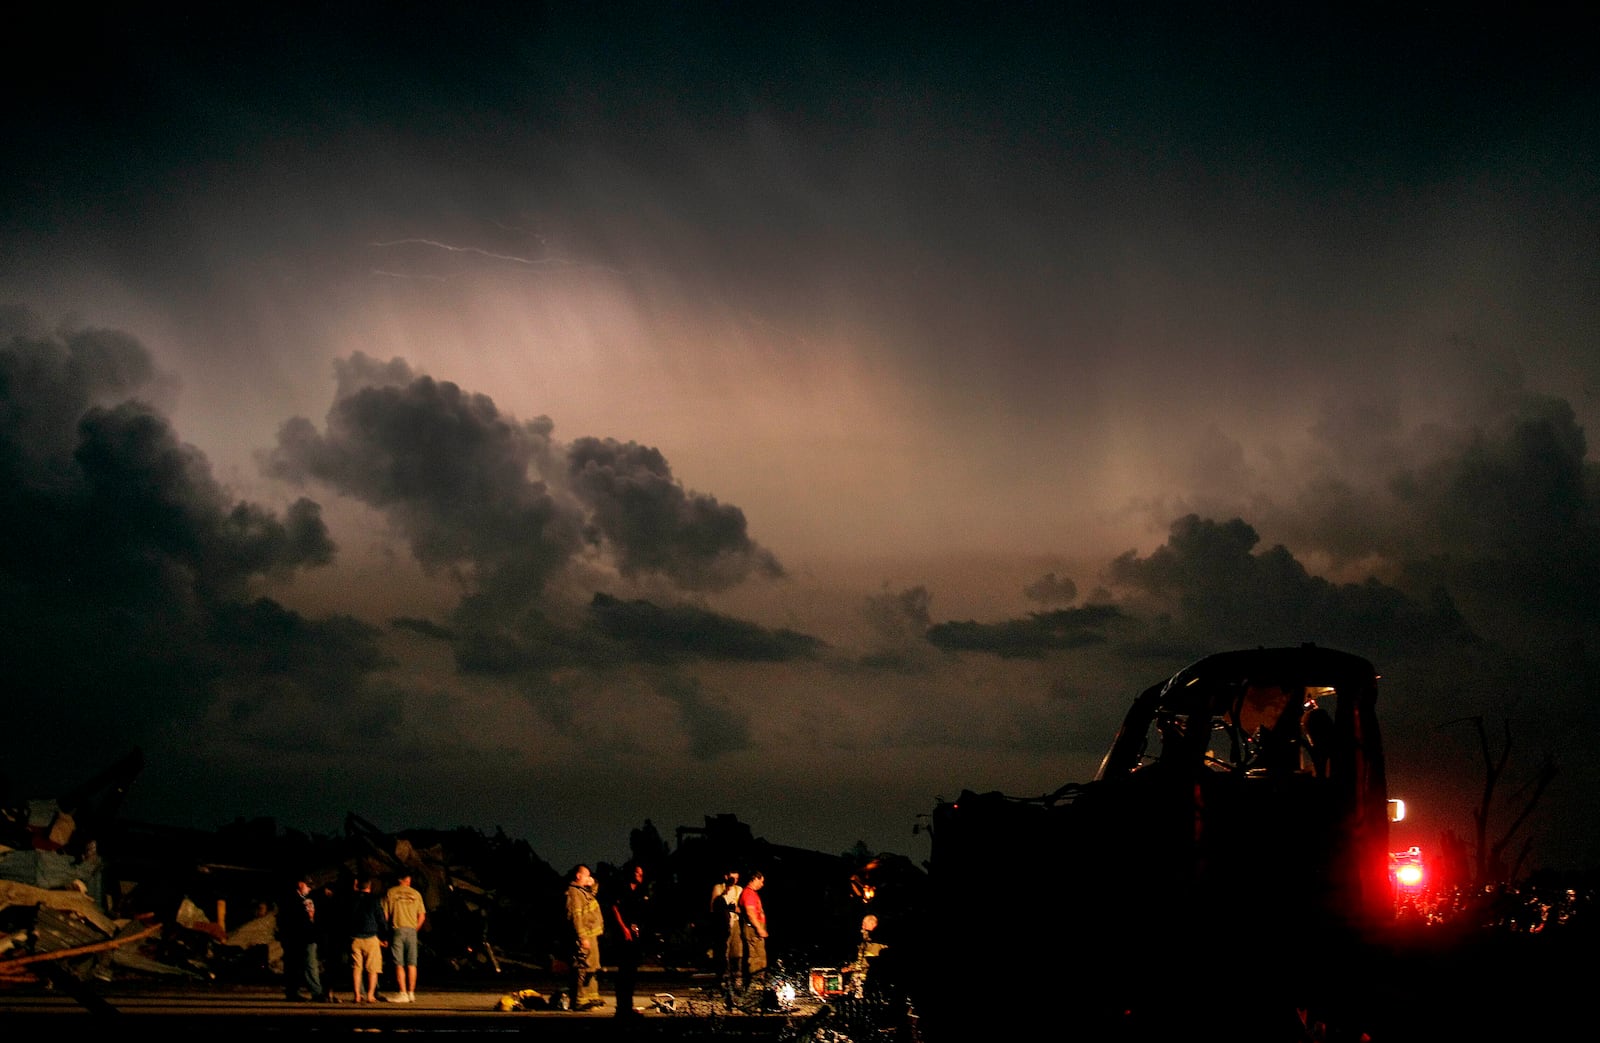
[406,992,416,1002]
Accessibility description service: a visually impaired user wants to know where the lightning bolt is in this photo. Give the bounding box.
[371,269,449,282]
[370,238,622,275]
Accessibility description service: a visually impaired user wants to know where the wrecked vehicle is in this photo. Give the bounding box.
[915,645,1393,1039]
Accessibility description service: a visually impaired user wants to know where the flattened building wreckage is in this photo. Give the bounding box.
[2,748,921,1007]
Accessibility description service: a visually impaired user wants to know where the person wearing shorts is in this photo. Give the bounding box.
[348,875,388,1003]
[383,871,426,1002]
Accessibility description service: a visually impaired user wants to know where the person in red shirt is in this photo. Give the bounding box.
[738,871,769,991]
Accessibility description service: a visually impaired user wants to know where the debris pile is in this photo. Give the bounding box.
[4,749,930,998]
[0,823,164,982]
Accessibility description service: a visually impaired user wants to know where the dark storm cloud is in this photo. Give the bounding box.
[452,601,584,674]
[568,437,784,591]
[1389,396,1600,630]
[1023,572,1078,606]
[925,604,1125,659]
[391,616,456,641]
[266,356,785,623]
[69,403,335,603]
[0,308,158,466]
[1105,514,1473,660]
[449,614,609,676]
[264,352,582,618]
[260,354,806,755]
[2,318,382,772]
[1,320,336,607]
[915,509,1479,666]
[587,593,823,665]
[211,599,390,696]
[1248,389,1600,657]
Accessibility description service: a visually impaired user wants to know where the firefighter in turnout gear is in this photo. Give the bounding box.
[564,864,605,1011]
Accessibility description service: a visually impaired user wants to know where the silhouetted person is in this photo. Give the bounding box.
[710,869,743,991]
[606,861,649,1018]
[279,875,326,1001]
[1303,702,1335,777]
[348,874,388,1003]
[314,879,346,995]
[844,913,885,998]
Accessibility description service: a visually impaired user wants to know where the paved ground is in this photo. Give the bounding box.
[0,972,856,1039]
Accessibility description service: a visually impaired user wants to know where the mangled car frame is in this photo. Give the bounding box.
[920,645,1392,1037]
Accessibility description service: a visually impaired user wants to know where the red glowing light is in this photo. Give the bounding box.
[1389,845,1425,889]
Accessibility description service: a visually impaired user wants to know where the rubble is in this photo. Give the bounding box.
[0,753,163,984]
[3,748,929,1000]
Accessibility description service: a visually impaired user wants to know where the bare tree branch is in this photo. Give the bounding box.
[1447,715,1554,886]
[1490,754,1559,880]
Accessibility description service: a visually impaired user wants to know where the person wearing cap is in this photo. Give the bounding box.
[279,875,328,1001]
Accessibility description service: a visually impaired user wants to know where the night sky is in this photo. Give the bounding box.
[4,4,1598,875]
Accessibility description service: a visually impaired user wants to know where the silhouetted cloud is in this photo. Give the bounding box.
[266,355,785,628]
[568,437,784,591]
[1,317,379,773]
[1231,387,1600,665]
[587,593,823,664]
[1105,514,1474,659]
[264,353,583,618]
[1389,396,1600,634]
[391,616,456,641]
[449,612,612,675]
[925,604,1125,658]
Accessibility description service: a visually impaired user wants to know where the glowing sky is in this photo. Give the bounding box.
[4,4,1598,874]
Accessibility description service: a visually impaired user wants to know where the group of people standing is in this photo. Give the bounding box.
[562,860,651,1016]
[282,859,878,1016]
[562,861,775,1017]
[709,868,769,994]
[277,869,427,1004]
